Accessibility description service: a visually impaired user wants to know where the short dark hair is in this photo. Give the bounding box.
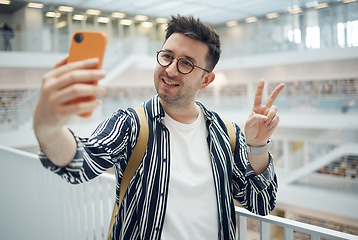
[165,15,221,72]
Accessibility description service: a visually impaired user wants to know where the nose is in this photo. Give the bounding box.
[165,59,179,77]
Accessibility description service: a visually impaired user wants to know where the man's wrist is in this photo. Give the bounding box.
[247,139,272,154]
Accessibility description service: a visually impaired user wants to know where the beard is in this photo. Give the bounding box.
[154,67,204,109]
[154,71,193,108]
[154,73,180,105]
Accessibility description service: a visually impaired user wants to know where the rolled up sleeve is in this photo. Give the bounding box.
[38,109,140,185]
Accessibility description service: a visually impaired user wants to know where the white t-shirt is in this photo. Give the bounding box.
[161,108,219,240]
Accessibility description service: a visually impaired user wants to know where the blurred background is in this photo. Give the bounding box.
[0,0,357,239]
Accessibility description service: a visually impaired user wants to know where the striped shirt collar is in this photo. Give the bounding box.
[145,95,216,122]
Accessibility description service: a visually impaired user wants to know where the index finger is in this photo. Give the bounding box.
[265,83,285,108]
[47,58,100,79]
[253,79,265,107]
[54,57,68,68]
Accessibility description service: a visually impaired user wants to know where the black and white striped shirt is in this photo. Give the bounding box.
[39,95,278,240]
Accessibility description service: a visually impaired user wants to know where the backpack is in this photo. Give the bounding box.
[107,106,236,239]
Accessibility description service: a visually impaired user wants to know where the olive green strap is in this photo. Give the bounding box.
[223,118,236,152]
[107,106,148,239]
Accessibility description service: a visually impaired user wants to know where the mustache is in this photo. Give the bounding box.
[159,73,180,83]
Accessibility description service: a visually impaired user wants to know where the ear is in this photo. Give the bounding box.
[200,72,215,90]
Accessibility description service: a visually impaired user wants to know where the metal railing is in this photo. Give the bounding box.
[236,207,357,240]
[1,145,357,240]
[0,145,116,240]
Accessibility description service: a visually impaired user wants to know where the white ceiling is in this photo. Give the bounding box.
[34,0,342,25]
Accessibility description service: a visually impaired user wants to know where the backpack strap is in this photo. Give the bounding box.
[107,106,148,239]
[223,118,236,152]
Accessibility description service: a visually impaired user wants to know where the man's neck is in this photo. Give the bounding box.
[159,98,199,124]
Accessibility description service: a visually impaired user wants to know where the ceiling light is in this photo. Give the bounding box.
[156,17,169,24]
[46,12,61,18]
[0,0,11,5]
[98,17,110,23]
[27,2,44,8]
[226,20,238,27]
[112,12,126,18]
[86,9,101,15]
[57,21,67,28]
[289,8,302,14]
[343,0,357,3]
[266,12,279,19]
[141,22,153,28]
[120,19,133,25]
[305,1,318,8]
[315,3,329,9]
[58,6,74,12]
[156,18,168,24]
[245,17,257,23]
[73,14,86,21]
[134,15,148,21]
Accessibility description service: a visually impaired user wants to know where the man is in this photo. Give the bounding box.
[34,16,284,240]
[1,21,14,51]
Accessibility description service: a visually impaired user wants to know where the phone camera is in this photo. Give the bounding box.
[74,33,83,43]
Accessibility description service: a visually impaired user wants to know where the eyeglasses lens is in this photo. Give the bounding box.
[157,51,194,74]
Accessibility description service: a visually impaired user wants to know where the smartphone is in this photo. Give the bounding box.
[67,31,107,117]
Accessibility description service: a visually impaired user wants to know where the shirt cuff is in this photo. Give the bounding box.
[38,129,85,175]
[245,153,276,192]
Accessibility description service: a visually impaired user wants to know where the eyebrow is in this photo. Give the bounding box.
[161,49,197,64]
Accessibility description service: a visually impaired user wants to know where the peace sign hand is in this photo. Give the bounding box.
[245,80,285,147]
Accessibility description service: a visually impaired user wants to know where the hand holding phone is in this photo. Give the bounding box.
[67,31,107,117]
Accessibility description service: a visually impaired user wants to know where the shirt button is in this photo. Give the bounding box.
[163,158,167,162]
[160,192,164,197]
[156,227,160,231]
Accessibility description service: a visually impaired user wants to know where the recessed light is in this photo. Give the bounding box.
[86,9,101,15]
[73,14,86,21]
[135,15,148,21]
[112,12,126,18]
[141,22,153,28]
[226,20,238,27]
[46,12,61,18]
[0,0,11,5]
[266,12,279,19]
[28,2,44,8]
[58,6,74,12]
[120,19,133,25]
[289,8,302,14]
[156,18,169,24]
[245,17,257,23]
[98,17,110,23]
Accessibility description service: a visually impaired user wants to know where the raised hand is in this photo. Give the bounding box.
[33,58,107,167]
[34,57,106,135]
[245,80,285,147]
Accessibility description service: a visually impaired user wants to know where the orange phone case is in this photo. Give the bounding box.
[67,31,107,117]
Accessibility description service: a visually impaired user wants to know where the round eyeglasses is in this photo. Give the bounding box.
[156,50,210,75]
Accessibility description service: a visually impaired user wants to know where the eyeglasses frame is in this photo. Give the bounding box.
[156,50,210,75]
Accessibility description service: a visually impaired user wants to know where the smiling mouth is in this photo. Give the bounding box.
[163,78,179,86]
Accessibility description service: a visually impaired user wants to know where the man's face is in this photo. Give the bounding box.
[154,32,212,107]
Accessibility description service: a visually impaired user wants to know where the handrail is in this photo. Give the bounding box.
[235,207,358,240]
[0,145,357,240]
[0,145,116,240]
